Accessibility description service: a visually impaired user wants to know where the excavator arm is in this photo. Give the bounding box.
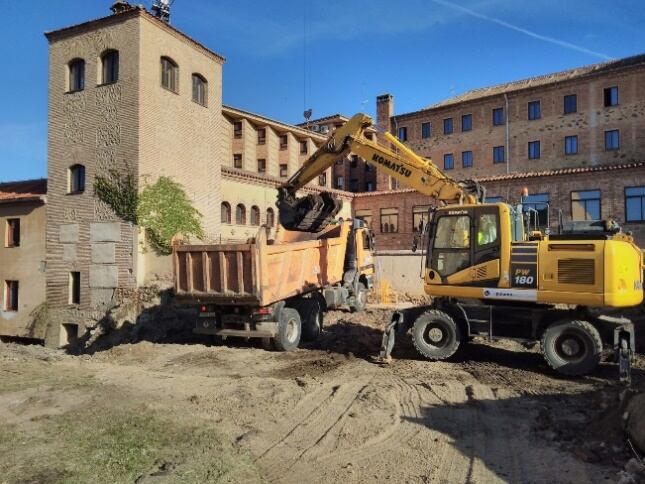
[277,113,485,232]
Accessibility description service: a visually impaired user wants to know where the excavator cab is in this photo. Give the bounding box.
[424,203,517,288]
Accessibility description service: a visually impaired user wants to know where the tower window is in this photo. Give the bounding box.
[4,281,18,311]
[68,59,85,92]
[160,57,178,92]
[68,164,86,194]
[69,272,80,305]
[101,50,119,84]
[192,74,207,106]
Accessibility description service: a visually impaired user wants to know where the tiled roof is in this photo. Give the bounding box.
[0,179,47,203]
[395,53,645,116]
[44,6,225,63]
[353,161,645,197]
[223,105,328,141]
[296,113,349,126]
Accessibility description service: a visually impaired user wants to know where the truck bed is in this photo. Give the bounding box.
[173,223,350,307]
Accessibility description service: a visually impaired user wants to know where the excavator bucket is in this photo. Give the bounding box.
[277,188,343,232]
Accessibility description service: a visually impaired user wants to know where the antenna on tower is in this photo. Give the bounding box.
[152,0,173,23]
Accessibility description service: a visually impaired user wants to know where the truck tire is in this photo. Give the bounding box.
[349,282,368,313]
[261,338,274,351]
[274,307,302,352]
[299,299,324,341]
[541,319,602,376]
[412,309,461,360]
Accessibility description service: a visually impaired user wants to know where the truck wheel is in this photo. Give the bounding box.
[412,310,461,360]
[349,282,368,313]
[274,308,302,351]
[541,320,602,376]
[261,338,274,351]
[300,299,324,341]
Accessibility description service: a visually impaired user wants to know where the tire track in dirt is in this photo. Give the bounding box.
[256,379,374,482]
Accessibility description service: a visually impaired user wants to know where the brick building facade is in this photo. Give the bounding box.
[358,55,645,250]
[299,114,378,193]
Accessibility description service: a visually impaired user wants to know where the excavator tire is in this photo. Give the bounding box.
[541,319,602,376]
[412,309,461,360]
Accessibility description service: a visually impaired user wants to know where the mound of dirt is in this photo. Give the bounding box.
[625,392,645,453]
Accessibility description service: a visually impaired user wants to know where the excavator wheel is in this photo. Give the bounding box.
[541,319,602,376]
[412,309,461,360]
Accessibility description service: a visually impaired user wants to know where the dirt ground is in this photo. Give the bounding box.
[1,307,644,484]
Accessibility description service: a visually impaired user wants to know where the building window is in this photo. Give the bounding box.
[233,154,242,169]
[522,193,549,229]
[257,128,266,145]
[257,159,266,173]
[528,100,541,120]
[336,176,344,189]
[493,146,505,164]
[398,127,407,141]
[443,153,454,170]
[461,114,472,132]
[279,134,288,149]
[604,86,618,107]
[571,190,601,221]
[221,202,231,224]
[266,208,275,227]
[4,281,18,311]
[492,107,505,126]
[605,129,620,150]
[233,121,242,138]
[413,205,431,232]
[528,141,541,160]
[350,179,359,192]
[421,122,431,139]
[380,208,398,233]
[443,118,453,135]
[160,57,178,92]
[68,59,85,92]
[564,94,577,114]
[355,209,372,229]
[100,50,119,84]
[462,151,473,168]
[300,140,308,154]
[69,272,80,305]
[318,173,327,186]
[5,219,20,248]
[565,135,578,155]
[236,204,246,225]
[68,164,86,194]
[365,181,375,192]
[192,74,207,106]
[280,164,288,178]
[390,177,400,190]
[625,186,645,222]
[250,206,261,226]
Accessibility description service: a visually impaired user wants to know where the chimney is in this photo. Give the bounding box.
[375,94,396,191]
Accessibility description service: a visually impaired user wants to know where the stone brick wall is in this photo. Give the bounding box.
[354,164,645,250]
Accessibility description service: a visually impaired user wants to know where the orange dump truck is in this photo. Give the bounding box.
[172,220,376,351]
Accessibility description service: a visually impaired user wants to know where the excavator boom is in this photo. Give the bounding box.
[278,113,484,232]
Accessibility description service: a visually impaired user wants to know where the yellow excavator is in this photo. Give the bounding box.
[277,113,641,380]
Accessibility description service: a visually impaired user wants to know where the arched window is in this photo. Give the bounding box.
[192,74,207,106]
[68,59,85,92]
[68,164,86,194]
[266,208,275,227]
[221,202,231,224]
[250,206,260,226]
[160,56,178,92]
[101,50,119,84]
[235,204,246,225]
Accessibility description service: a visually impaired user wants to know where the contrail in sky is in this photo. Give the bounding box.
[431,0,614,60]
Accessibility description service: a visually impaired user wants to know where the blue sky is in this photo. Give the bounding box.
[1,0,643,182]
